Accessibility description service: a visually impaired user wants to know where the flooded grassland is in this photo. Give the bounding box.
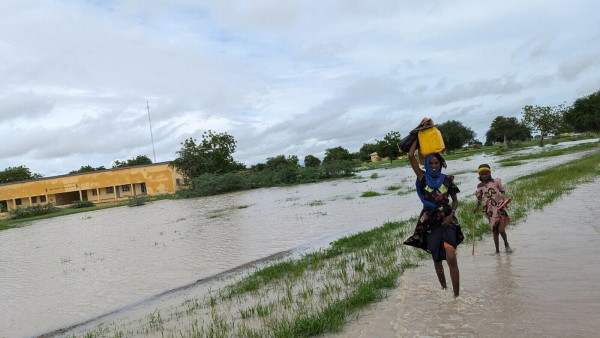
[1,139,598,337]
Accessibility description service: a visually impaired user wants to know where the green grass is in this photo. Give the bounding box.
[71,150,600,337]
[31,138,600,338]
[498,140,600,166]
[360,191,381,197]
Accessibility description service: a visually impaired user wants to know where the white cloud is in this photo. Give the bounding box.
[0,0,599,176]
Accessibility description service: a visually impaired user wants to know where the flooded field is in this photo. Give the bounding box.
[0,139,598,337]
[333,178,600,338]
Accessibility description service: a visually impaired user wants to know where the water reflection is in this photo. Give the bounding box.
[0,139,597,337]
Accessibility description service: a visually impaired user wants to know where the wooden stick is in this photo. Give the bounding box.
[472,213,476,255]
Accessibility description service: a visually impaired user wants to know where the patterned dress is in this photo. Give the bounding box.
[404,175,464,262]
[475,178,510,230]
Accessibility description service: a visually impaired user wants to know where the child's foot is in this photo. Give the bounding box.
[505,245,512,253]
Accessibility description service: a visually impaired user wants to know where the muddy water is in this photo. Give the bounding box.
[0,139,597,337]
[333,179,600,338]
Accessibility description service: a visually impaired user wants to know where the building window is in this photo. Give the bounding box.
[106,187,114,194]
[15,198,21,206]
[122,185,130,191]
[40,195,47,202]
[92,189,97,196]
[31,196,37,203]
[176,178,181,186]
[141,183,147,194]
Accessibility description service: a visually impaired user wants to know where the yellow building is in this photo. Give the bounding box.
[0,162,184,212]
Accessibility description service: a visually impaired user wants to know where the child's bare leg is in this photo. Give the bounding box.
[497,222,510,250]
[434,261,447,289]
[492,227,500,253]
[445,246,460,297]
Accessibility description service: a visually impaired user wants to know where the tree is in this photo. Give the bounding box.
[485,116,532,147]
[69,165,107,174]
[323,146,353,163]
[522,105,566,146]
[358,142,378,162]
[303,155,321,167]
[170,130,244,184]
[0,166,43,183]
[563,89,600,133]
[376,131,402,164]
[112,155,153,168]
[265,155,299,169]
[436,120,475,151]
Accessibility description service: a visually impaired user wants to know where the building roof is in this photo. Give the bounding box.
[0,161,174,187]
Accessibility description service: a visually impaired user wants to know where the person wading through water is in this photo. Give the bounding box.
[403,140,464,297]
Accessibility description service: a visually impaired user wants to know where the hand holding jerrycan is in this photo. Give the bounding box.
[416,118,445,163]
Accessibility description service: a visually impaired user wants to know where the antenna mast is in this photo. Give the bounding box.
[146,101,157,163]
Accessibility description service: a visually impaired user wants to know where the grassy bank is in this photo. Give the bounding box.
[66,150,600,338]
[497,139,600,166]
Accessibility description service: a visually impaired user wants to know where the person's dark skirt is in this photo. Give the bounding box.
[404,208,464,262]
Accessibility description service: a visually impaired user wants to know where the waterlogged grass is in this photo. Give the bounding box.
[460,150,600,242]
[308,200,324,206]
[73,219,422,337]
[498,140,600,166]
[360,191,381,197]
[53,151,600,338]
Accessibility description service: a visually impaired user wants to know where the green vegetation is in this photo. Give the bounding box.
[360,191,381,197]
[127,196,147,207]
[0,165,43,183]
[522,104,568,146]
[40,150,600,337]
[10,203,60,219]
[70,200,95,208]
[112,155,153,169]
[485,116,532,147]
[563,89,600,133]
[437,120,476,150]
[176,161,356,198]
[498,140,600,166]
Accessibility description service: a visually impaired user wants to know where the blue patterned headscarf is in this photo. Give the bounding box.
[416,154,447,208]
[423,154,446,189]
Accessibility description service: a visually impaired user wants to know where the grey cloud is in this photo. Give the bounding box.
[559,54,600,81]
[511,35,556,62]
[0,91,54,120]
[432,76,524,105]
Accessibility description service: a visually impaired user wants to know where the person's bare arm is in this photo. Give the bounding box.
[408,141,423,181]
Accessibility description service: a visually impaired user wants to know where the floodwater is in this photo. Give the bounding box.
[395,178,600,338]
[0,139,598,337]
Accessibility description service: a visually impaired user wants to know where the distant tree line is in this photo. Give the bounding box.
[2,89,598,186]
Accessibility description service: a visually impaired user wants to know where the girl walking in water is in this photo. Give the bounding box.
[403,141,463,297]
[472,164,512,253]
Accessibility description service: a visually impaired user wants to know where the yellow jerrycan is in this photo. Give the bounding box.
[418,127,445,156]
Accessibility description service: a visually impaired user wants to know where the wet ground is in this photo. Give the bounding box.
[0,139,598,337]
[332,179,600,337]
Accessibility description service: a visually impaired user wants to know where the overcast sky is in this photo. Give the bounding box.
[1,0,599,176]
